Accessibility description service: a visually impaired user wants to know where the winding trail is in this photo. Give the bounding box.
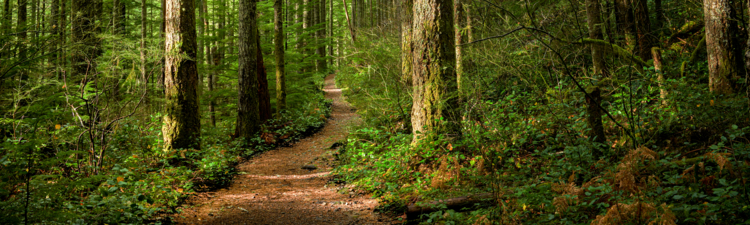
[174,74,388,225]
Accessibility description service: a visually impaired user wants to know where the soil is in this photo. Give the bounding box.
[172,74,393,225]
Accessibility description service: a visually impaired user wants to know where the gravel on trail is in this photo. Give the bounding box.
[173,74,392,225]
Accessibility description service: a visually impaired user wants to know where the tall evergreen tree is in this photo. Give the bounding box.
[275,0,287,112]
[704,0,745,94]
[411,0,458,143]
[163,0,201,150]
[235,0,261,140]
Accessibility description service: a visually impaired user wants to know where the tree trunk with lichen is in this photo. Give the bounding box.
[275,0,287,113]
[586,0,607,76]
[401,0,413,85]
[652,47,668,105]
[704,0,745,94]
[411,0,459,143]
[236,0,261,141]
[454,0,463,91]
[163,0,201,151]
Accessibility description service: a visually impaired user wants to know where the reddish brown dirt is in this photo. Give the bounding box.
[173,74,390,225]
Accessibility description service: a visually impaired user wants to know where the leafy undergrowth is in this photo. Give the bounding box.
[334,32,750,224]
[0,98,331,224]
[336,79,750,224]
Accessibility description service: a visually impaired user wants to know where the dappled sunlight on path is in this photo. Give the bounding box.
[173,74,388,225]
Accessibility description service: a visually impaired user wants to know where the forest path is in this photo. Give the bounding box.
[173,74,388,225]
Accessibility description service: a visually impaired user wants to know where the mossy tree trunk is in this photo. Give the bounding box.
[275,0,287,113]
[163,0,201,150]
[615,0,635,51]
[401,0,413,85]
[704,0,745,94]
[586,0,607,76]
[235,0,261,140]
[411,0,459,143]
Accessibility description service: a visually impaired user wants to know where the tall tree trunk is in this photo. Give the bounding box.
[411,0,459,143]
[159,0,166,88]
[113,0,125,34]
[141,0,147,102]
[51,0,59,77]
[586,0,607,75]
[704,0,745,94]
[295,1,301,49]
[454,0,463,91]
[275,0,287,113]
[317,0,326,72]
[163,0,201,150]
[400,0,412,85]
[465,1,471,42]
[256,31,272,122]
[654,0,663,30]
[209,46,217,126]
[585,87,606,157]
[17,0,27,62]
[197,0,205,63]
[328,0,332,67]
[342,0,355,41]
[3,0,10,33]
[235,0,260,140]
[633,0,652,61]
[615,0,635,51]
[303,0,312,73]
[72,0,101,79]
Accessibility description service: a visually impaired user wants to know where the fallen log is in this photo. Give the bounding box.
[406,193,496,218]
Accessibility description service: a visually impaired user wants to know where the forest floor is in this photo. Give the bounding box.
[172,74,391,225]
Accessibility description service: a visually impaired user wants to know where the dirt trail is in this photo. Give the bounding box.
[174,74,388,225]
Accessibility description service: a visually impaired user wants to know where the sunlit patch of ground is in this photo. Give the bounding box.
[173,74,390,225]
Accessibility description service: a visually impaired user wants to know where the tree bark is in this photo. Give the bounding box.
[704,0,745,94]
[275,0,287,113]
[585,87,606,157]
[411,0,459,143]
[72,0,101,79]
[235,0,261,140]
[18,0,27,61]
[140,0,147,102]
[407,193,494,218]
[113,0,126,34]
[317,0,327,72]
[615,0,635,50]
[3,0,10,33]
[257,30,272,122]
[633,0,652,61]
[651,47,667,105]
[454,0,463,91]
[400,0,412,85]
[342,0,355,42]
[465,1,471,42]
[163,0,201,150]
[586,0,607,76]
